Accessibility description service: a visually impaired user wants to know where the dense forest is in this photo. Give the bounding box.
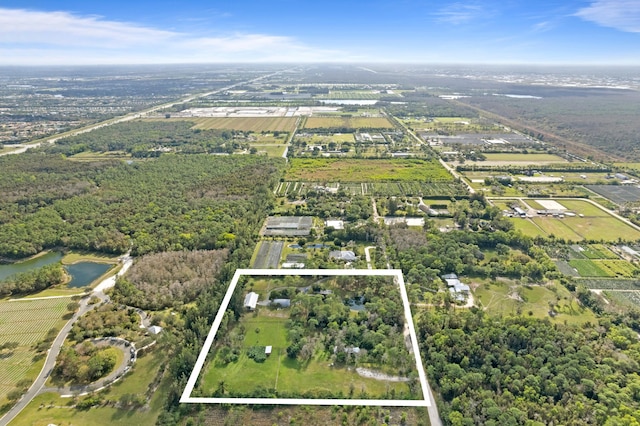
[417,309,640,425]
[48,121,247,156]
[0,153,284,258]
[112,249,229,310]
[461,88,640,161]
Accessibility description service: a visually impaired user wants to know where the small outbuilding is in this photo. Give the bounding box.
[271,298,291,308]
[244,292,259,310]
[148,325,163,335]
[265,346,272,356]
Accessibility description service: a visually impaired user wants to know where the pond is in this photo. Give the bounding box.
[65,262,113,288]
[0,251,63,281]
[0,252,114,289]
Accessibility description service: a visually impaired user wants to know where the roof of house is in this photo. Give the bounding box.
[244,292,259,309]
[265,346,272,354]
[148,325,163,335]
[329,250,357,261]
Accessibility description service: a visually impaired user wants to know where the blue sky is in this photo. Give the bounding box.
[1,0,640,65]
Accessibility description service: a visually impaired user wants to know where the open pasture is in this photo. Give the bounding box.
[286,158,452,182]
[512,199,640,242]
[191,117,298,133]
[0,297,72,405]
[474,280,596,325]
[199,314,410,398]
[303,117,394,130]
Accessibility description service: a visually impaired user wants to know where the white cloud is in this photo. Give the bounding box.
[0,8,351,64]
[575,0,640,33]
[434,2,484,25]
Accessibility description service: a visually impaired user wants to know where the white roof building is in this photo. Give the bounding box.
[244,292,259,310]
[148,325,163,335]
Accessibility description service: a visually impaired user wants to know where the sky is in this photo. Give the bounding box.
[1,0,640,65]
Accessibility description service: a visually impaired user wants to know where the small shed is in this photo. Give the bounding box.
[265,346,272,356]
[148,325,163,335]
[244,292,259,310]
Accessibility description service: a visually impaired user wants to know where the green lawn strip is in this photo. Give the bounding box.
[558,200,608,216]
[532,217,583,241]
[104,350,166,400]
[511,218,547,238]
[569,259,612,277]
[61,251,120,265]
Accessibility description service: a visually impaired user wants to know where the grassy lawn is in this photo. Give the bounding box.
[474,280,597,325]
[61,251,120,265]
[511,218,547,238]
[286,158,451,182]
[569,259,612,277]
[200,312,413,399]
[532,217,584,241]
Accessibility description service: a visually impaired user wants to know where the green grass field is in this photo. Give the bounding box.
[568,259,612,277]
[0,297,72,406]
[303,117,394,130]
[511,200,640,242]
[200,313,413,399]
[474,280,597,325]
[286,158,451,182]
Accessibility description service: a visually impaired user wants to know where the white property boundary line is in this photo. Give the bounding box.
[180,268,430,407]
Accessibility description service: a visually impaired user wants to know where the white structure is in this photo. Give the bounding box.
[442,273,470,302]
[148,325,163,335]
[244,292,259,310]
[325,219,345,230]
[265,346,272,356]
[329,250,357,261]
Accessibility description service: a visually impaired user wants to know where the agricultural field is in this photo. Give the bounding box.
[568,259,611,277]
[285,158,452,182]
[0,297,73,406]
[250,145,287,157]
[303,117,394,131]
[511,200,640,242]
[313,91,395,100]
[474,280,597,325]
[252,241,285,269]
[276,181,467,198]
[458,152,568,166]
[190,117,298,133]
[585,185,640,205]
[577,278,640,290]
[604,291,640,309]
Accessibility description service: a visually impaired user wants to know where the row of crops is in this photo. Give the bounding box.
[276,181,468,197]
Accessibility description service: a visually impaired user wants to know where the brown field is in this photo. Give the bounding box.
[304,117,394,130]
[191,117,298,133]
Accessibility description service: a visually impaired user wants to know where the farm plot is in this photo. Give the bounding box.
[276,181,467,197]
[585,185,640,205]
[191,117,298,133]
[520,200,640,242]
[0,297,72,404]
[554,260,580,277]
[578,278,640,290]
[594,260,639,278]
[605,291,640,308]
[252,241,285,269]
[568,259,611,277]
[286,159,452,182]
[303,117,394,131]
